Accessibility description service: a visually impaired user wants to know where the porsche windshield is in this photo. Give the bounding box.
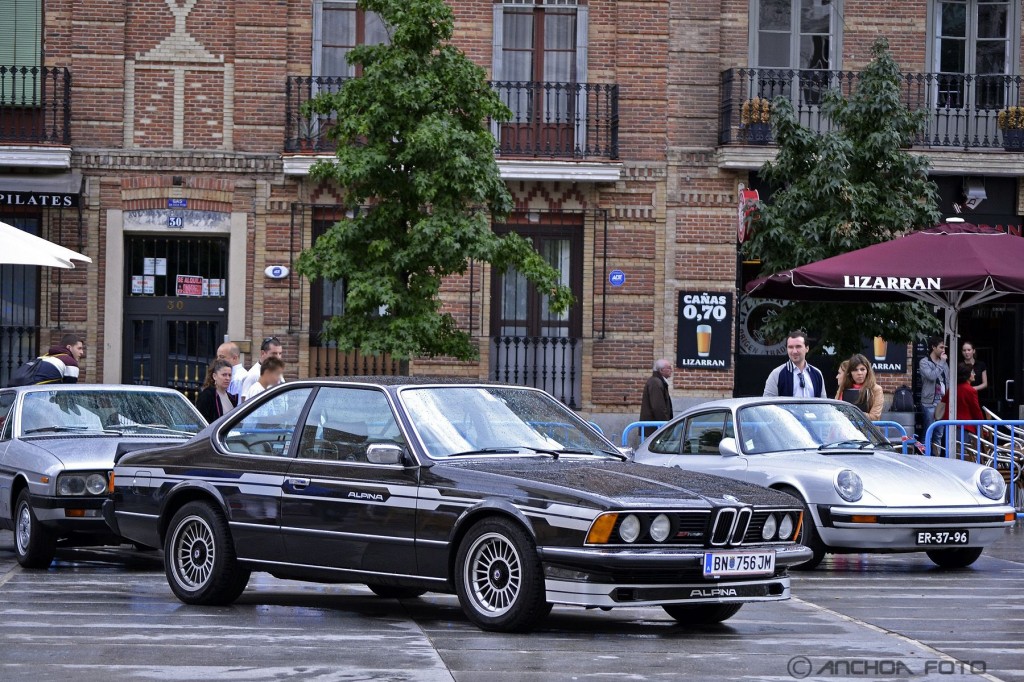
[736,402,887,455]
[398,386,612,459]
[19,390,204,437]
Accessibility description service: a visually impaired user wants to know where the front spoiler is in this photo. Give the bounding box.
[537,543,813,569]
[545,576,790,608]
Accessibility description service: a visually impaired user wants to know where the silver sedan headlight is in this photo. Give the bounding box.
[56,472,109,496]
[977,468,1006,500]
[834,469,863,502]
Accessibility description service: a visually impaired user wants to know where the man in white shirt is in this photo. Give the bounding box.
[763,331,826,398]
[239,336,285,401]
[217,341,248,398]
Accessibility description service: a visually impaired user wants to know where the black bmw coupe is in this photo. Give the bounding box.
[105,377,811,632]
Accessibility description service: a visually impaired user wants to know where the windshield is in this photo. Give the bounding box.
[399,386,612,459]
[19,390,205,437]
[737,402,887,455]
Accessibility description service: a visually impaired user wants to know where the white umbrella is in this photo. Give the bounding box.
[0,220,91,269]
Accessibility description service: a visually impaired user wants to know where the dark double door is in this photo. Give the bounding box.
[122,236,228,400]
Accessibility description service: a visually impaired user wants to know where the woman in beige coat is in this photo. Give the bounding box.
[835,353,884,420]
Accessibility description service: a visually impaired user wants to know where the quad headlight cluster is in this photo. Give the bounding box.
[56,471,109,496]
[760,512,797,541]
[586,512,677,544]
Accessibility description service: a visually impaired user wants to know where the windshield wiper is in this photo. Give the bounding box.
[818,440,874,451]
[103,423,194,436]
[23,425,95,435]
[447,447,521,458]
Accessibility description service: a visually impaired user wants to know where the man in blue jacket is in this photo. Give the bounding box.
[763,331,826,398]
[32,334,86,384]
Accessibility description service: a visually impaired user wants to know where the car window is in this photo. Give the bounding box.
[0,392,15,441]
[647,420,684,454]
[221,387,313,457]
[682,411,733,454]
[296,387,403,462]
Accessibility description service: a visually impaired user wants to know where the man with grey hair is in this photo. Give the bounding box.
[217,341,247,399]
[640,358,674,436]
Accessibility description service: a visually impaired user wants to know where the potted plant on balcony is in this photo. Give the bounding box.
[998,106,1024,151]
[741,96,772,144]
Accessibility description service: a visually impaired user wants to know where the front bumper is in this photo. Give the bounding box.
[30,494,110,531]
[536,543,810,608]
[816,504,1016,550]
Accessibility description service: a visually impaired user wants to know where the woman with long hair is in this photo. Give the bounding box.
[960,340,988,393]
[836,353,884,420]
[196,359,237,423]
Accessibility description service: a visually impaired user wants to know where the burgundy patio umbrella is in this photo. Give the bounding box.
[746,221,1024,419]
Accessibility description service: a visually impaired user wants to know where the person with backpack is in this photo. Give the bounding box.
[10,334,86,386]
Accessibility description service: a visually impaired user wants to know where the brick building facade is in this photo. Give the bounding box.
[2,0,1023,436]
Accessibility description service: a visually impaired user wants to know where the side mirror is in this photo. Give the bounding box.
[719,437,740,457]
[366,443,405,466]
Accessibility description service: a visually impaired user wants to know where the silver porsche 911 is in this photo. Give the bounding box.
[633,398,1016,569]
[0,384,206,568]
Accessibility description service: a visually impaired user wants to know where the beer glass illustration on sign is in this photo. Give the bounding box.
[873,336,887,361]
[697,325,713,357]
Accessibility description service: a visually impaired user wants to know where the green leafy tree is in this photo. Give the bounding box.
[745,39,942,357]
[297,0,572,360]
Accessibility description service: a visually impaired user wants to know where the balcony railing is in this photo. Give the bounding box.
[285,76,618,159]
[0,65,71,145]
[491,335,581,409]
[720,68,1024,149]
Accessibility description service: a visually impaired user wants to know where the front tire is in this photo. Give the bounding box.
[164,501,250,605]
[663,603,742,624]
[454,517,551,632]
[14,489,57,569]
[927,547,983,569]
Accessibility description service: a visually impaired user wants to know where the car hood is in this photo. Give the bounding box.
[757,449,985,506]
[442,458,798,509]
[19,436,191,470]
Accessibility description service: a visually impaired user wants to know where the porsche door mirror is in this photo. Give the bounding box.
[719,437,740,457]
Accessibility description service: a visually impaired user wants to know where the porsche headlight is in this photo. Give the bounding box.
[834,469,863,502]
[778,513,795,540]
[619,514,641,543]
[57,472,110,496]
[761,513,778,540]
[977,468,1005,500]
[649,514,672,542]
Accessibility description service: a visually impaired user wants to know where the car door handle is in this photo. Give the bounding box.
[286,477,310,490]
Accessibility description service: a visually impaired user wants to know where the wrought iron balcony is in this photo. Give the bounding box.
[0,65,71,145]
[285,76,618,160]
[491,335,581,409]
[720,67,1024,149]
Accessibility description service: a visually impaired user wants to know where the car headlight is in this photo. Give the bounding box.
[834,469,863,502]
[977,468,1006,500]
[778,513,795,540]
[57,472,110,496]
[619,514,641,543]
[649,514,671,542]
[761,513,778,540]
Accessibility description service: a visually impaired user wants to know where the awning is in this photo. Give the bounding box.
[0,171,82,208]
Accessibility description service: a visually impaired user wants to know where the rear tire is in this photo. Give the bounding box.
[14,490,57,569]
[926,547,983,569]
[454,517,551,632]
[366,584,427,599]
[164,501,250,605]
[779,488,826,570]
[662,603,742,624]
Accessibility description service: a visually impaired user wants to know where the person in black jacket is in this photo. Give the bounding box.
[640,359,674,438]
[196,359,237,423]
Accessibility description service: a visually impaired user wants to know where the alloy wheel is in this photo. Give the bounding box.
[465,532,523,616]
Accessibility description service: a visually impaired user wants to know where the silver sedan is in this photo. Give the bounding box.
[633,398,1016,569]
[0,384,206,568]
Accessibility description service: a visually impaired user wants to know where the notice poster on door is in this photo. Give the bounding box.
[176,274,205,297]
[131,276,144,295]
[143,275,155,294]
[676,291,733,370]
[209,278,222,297]
[143,258,156,275]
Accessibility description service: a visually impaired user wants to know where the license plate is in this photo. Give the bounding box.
[915,530,970,546]
[702,550,776,577]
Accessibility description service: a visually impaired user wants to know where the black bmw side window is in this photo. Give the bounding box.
[297,387,403,462]
[221,387,313,457]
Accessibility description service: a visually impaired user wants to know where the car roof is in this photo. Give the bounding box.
[5,383,188,395]
[284,375,512,388]
[685,397,851,411]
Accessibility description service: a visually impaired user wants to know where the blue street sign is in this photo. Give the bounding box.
[167,198,188,208]
[609,269,626,287]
